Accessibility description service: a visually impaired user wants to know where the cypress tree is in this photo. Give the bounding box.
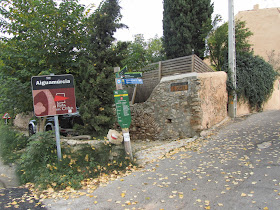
[77,0,125,135]
[163,0,213,59]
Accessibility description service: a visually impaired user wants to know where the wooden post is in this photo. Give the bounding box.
[131,84,138,105]
[114,67,133,160]
[158,61,162,81]
[191,55,195,72]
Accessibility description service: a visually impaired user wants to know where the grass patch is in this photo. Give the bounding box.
[0,123,30,164]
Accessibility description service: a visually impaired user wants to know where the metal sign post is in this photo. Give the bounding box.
[54,115,62,161]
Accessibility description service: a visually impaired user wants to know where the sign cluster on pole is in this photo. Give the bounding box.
[113,66,144,159]
[117,66,143,85]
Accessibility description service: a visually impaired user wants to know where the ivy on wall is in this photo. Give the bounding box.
[223,52,278,110]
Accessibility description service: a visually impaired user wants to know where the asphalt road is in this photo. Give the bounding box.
[43,110,280,210]
[0,187,46,209]
[0,138,46,209]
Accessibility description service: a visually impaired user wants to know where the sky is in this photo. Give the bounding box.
[79,0,280,42]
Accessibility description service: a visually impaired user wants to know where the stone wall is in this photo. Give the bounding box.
[129,72,228,140]
[13,112,33,129]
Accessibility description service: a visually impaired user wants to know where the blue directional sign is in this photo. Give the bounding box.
[123,78,143,85]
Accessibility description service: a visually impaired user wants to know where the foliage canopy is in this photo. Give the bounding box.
[0,0,125,135]
[75,0,125,135]
[207,20,253,71]
[163,0,213,59]
[121,34,165,72]
[0,0,85,114]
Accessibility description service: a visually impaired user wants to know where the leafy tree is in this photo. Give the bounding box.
[207,20,253,71]
[223,52,277,110]
[146,35,165,63]
[120,34,165,72]
[0,0,86,114]
[76,0,125,135]
[163,0,213,59]
[0,0,127,135]
[121,34,147,71]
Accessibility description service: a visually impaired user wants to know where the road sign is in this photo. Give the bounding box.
[123,78,143,85]
[31,74,76,117]
[124,72,142,79]
[116,79,122,85]
[2,113,11,119]
[119,66,128,77]
[114,90,131,128]
[124,72,142,78]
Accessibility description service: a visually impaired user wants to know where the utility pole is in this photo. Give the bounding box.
[228,0,237,118]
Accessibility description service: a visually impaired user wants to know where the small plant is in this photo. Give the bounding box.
[17,131,134,190]
[0,123,30,164]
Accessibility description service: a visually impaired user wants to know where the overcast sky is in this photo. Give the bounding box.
[82,0,280,41]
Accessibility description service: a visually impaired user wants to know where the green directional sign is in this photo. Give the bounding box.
[114,90,131,128]
[124,72,142,79]
[119,66,128,77]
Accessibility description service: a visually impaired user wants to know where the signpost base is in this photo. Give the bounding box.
[122,128,133,160]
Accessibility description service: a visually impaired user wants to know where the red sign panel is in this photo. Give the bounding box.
[31,74,76,117]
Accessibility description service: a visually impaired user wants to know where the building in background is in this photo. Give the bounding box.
[235,5,280,63]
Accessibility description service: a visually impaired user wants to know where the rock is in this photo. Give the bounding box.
[200,130,208,137]
[257,141,272,149]
[70,135,91,140]
[107,130,123,145]
[64,140,77,146]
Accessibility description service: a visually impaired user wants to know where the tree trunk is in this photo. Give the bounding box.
[37,117,46,132]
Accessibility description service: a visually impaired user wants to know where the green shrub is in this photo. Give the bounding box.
[17,131,134,190]
[223,52,278,110]
[0,124,30,164]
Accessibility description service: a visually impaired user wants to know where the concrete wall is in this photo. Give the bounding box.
[263,79,280,111]
[198,72,228,130]
[235,5,280,62]
[237,79,280,116]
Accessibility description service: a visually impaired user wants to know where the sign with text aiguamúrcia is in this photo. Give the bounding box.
[114,89,131,128]
[31,74,76,117]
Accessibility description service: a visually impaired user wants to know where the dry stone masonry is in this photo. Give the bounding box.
[129,72,228,141]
